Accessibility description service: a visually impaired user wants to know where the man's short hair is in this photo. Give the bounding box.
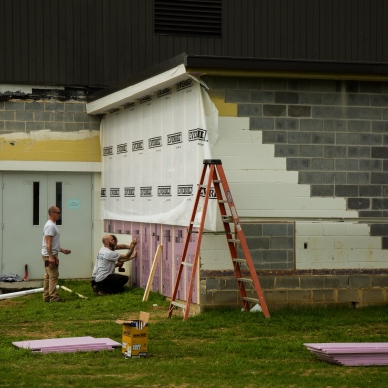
[48,206,57,215]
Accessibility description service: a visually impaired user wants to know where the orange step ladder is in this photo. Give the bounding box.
[168,159,270,320]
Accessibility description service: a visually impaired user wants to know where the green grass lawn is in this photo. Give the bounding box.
[1,280,388,388]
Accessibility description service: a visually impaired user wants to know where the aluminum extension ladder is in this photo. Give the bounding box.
[168,159,270,321]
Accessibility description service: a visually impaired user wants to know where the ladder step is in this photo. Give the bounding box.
[233,258,247,263]
[238,277,253,283]
[243,297,260,303]
[228,239,240,243]
[213,180,221,183]
[171,301,186,309]
[218,200,227,203]
[181,262,193,267]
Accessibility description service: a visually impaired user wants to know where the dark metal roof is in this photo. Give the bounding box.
[87,54,388,103]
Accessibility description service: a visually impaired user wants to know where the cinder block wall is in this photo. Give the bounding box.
[198,75,388,310]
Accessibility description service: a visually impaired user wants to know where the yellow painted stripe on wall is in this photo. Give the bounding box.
[207,90,237,117]
[0,136,101,162]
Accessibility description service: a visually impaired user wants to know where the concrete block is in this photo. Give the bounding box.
[84,123,101,130]
[225,90,251,103]
[358,107,382,120]
[263,224,288,236]
[0,111,15,120]
[347,120,371,132]
[360,133,383,146]
[313,290,336,302]
[323,119,347,132]
[275,144,299,157]
[335,159,358,171]
[372,121,388,133]
[15,111,33,121]
[336,133,360,145]
[300,119,323,132]
[311,185,334,196]
[312,106,335,119]
[347,198,370,210]
[251,91,274,103]
[200,292,214,304]
[346,93,370,106]
[53,112,74,122]
[263,78,287,90]
[275,118,299,130]
[276,276,299,289]
[45,102,64,111]
[312,79,337,92]
[206,278,219,291]
[349,275,373,289]
[359,159,382,171]
[5,121,25,131]
[287,158,311,171]
[288,79,312,91]
[288,105,311,117]
[372,198,388,210]
[212,76,238,89]
[324,146,346,158]
[371,173,388,185]
[371,147,388,159]
[322,93,344,105]
[5,101,24,110]
[25,102,44,111]
[338,289,360,302]
[0,101,4,110]
[213,290,239,304]
[370,94,388,108]
[263,250,288,264]
[241,224,263,236]
[359,81,382,93]
[225,278,238,290]
[263,104,286,117]
[373,276,388,288]
[288,131,312,144]
[311,158,334,170]
[45,122,65,131]
[65,123,86,131]
[299,92,322,105]
[359,185,381,197]
[275,92,299,104]
[348,146,371,158]
[322,172,346,184]
[258,276,275,289]
[34,111,54,121]
[250,117,275,130]
[298,171,322,184]
[288,290,312,303]
[269,237,293,249]
[238,77,263,89]
[0,121,4,130]
[335,185,358,197]
[300,276,325,289]
[346,172,370,185]
[311,132,335,144]
[74,112,92,122]
[325,276,349,289]
[65,103,85,112]
[262,130,286,143]
[362,289,385,303]
[334,107,358,119]
[299,145,322,157]
[264,290,288,302]
[246,237,270,249]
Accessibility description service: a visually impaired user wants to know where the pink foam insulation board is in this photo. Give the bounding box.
[141,223,151,289]
[13,337,121,354]
[151,223,161,293]
[162,225,173,297]
[174,225,186,300]
[304,343,388,366]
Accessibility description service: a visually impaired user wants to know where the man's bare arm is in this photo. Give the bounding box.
[118,239,137,262]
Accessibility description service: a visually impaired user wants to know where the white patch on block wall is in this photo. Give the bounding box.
[200,116,382,271]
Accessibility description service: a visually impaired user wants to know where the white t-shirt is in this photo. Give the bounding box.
[92,246,120,282]
[41,220,60,256]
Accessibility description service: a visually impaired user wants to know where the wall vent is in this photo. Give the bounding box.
[154,0,222,38]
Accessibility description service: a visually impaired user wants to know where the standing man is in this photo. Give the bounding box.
[91,235,137,295]
[41,206,71,302]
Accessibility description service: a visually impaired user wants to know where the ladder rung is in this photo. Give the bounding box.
[181,262,193,267]
[228,239,240,243]
[218,200,227,203]
[213,180,221,183]
[171,301,186,309]
[233,258,247,263]
[243,297,260,303]
[238,278,253,283]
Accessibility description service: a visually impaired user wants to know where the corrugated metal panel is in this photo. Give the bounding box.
[154,0,222,38]
[0,0,387,87]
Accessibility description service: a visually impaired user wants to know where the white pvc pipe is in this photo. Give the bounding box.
[0,285,59,300]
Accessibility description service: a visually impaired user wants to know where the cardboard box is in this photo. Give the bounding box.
[116,311,149,358]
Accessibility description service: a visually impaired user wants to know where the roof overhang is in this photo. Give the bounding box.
[87,54,388,115]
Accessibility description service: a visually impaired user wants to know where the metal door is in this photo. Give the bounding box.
[1,173,93,279]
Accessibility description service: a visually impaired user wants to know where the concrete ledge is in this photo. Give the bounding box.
[0,281,42,291]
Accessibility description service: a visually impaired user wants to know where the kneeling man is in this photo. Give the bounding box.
[92,235,137,295]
